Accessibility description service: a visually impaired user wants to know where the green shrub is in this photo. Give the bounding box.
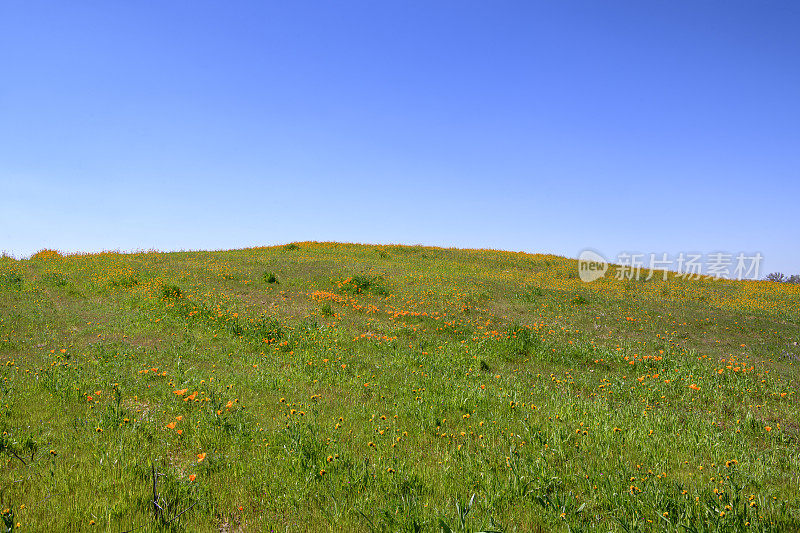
[40,271,68,287]
[0,271,22,290]
[516,286,544,301]
[250,315,282,341]
[109,275,139,288]
[505,322,541,357]
[161,284,182,299]
[338,274,388,295]
[262,272,279,284]
[284,243,300,251]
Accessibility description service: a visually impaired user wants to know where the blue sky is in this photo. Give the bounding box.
[2,1,798,275]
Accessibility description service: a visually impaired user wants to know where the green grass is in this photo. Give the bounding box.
[0,243,798,531]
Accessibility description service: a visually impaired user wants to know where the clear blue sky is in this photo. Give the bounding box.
[2,1,798,274]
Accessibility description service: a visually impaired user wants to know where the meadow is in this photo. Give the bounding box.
[0,243,798,532]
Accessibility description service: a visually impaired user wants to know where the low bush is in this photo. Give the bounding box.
[338,274,388,296]
[0,271,22,290]
[161,284,183,299]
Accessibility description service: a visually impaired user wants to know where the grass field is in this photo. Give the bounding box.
[0,242,798,532]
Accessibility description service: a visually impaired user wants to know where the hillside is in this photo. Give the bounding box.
[0,243,798,531]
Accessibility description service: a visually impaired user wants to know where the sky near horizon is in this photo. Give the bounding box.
[1,2,798,275]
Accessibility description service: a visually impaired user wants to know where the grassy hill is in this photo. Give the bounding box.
[0,243,798,532]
